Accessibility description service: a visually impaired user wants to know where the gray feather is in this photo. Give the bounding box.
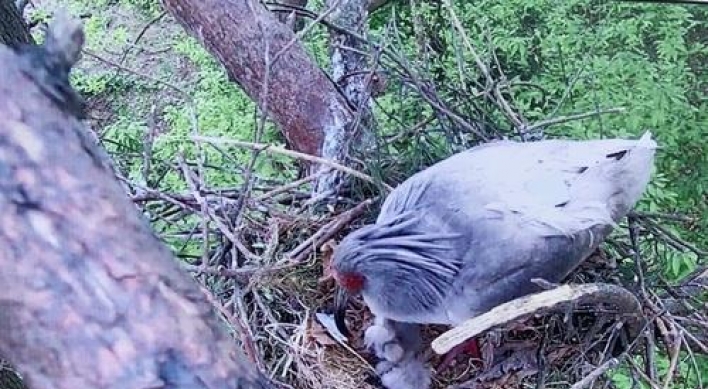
[332,132,657,326]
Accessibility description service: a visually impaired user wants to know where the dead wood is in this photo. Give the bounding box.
[0,13,273,389]
[432,283,643,355]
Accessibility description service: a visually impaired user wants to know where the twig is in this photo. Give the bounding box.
[231,2,273,232]
[82,49,190,98]
[569,358,620,389]
[673,321,708,354]
[441,0,527,132]
[629,211,697,223]
[197,284,263,369]
[525,107,626,133]
[182,262,295,282]
[176,155,260,262]
[270,0,343,68]
[191,136,394,191]
[629,216,647,296]
[661,337,681,389]
[117,10,167,65]
[231,285,266,371]
[255,170,327,202]
[645,326,658,382]
[285,199,374,262]
[628,358,663,389]
[637,217,708,256]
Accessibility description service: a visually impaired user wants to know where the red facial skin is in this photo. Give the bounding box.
[332,269,365,293]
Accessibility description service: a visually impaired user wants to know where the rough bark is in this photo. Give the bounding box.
[0,360,27,389]
[0,14,272,389]
[0,0,34,47]
[162,0,359,194]
[325,0,377,187]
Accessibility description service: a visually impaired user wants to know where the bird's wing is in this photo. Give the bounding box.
[443,216,613,325]
[379,133,656,238]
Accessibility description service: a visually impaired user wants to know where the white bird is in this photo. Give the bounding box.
[330,132,657,389]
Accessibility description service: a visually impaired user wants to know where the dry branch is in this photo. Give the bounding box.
[569,358,620,389]
[285,198,374,262]
[191,135,393,191]
[432,283,643,354]
[0,13,273,389]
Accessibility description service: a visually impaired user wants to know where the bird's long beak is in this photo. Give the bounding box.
[334,287,351,338]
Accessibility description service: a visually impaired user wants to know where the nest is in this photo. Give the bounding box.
[122,154,708,389]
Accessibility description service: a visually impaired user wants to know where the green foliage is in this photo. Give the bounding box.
[370,0,707,279]
[611,353,708,389]
[118,0,162,16]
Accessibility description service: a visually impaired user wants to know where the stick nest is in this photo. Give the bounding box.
[120,156,707,389]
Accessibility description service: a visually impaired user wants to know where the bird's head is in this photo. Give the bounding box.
[330,211,462,338]
[330,224,377,337]
[330,226,373,294]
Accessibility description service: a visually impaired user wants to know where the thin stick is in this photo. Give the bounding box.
[191,135,394,191]
[661,339,681,389]
[82,49,190,98]
[285,199,374,262]
[270,0,343,68]
[197,284,263,369]
[256,170,327,201]
[181,262,294,281]
[176,156,260,262]
[569,358,620,389]
[526,107,626,133]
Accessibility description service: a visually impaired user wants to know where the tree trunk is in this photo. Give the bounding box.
[162,0,362,195]
[0,14,272,389]
[0,0,33,47]
[326,0,376,162]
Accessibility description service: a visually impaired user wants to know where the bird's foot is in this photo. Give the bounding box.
[364,323,405,363]
[435,337,483,372]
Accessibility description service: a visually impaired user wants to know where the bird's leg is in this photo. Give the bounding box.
[435,337,483,372]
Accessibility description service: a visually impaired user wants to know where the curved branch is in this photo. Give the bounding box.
[432,283,643,355]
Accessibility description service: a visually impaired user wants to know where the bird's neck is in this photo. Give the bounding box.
[357,216,463,322]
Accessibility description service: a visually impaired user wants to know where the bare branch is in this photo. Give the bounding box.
[432,283,643,355]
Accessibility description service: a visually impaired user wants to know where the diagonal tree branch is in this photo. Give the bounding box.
[0,12,273,389]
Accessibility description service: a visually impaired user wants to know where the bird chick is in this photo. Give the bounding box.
[365,318,423,363]
[376,357,432,389]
